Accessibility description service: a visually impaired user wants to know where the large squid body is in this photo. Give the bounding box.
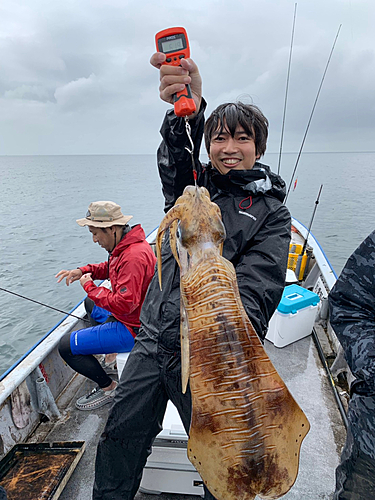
[156,185,309,500]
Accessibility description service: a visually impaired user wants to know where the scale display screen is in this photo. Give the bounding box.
[158,32,187,54]
[161,38,184,53]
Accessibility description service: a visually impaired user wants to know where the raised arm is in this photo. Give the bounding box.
[150,53,206,211]
[158,101,207,211]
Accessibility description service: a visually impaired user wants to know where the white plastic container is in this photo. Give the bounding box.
[116,351,130,378]
[285,268,298,285]
[266,284,320,348]
[140,401,204,497]
[116,352,204,497]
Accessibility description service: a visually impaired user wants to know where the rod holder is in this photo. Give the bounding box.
[26,367,61,421]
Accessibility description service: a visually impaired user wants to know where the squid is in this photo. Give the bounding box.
[156,185,310,500]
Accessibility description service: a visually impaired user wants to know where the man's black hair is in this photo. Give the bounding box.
[204,102,269,157]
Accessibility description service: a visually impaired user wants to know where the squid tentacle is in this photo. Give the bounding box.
[156,204,183,289]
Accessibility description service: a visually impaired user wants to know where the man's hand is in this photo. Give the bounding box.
[150,52,202,117]
[55,269,83,286]
[80,273,93,288]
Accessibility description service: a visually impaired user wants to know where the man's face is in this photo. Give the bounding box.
[89,226,114,252]
[209,123,260,175]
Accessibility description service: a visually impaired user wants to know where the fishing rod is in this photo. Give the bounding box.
[277,2,297,175]
[0,287,90,323]
[301,184,323,256]
[294,184,323,281]
[284,24,342,203]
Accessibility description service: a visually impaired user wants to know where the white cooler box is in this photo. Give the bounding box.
[140,401,204,496]
[116,353,204,497]
[266,284,320,348]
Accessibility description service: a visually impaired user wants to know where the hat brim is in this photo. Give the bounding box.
[76,215,133,228]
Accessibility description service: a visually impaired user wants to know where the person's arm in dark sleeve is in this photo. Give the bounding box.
[236,205,291,340]
[329,231,375,392]
[157,99,207,212]
[150,53,205,211]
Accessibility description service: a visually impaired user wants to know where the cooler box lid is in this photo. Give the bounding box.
[277,284,320,314]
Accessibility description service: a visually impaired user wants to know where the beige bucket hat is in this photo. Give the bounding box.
[76,201,133,228]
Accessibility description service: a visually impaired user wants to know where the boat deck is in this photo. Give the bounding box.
[28,334,346,500]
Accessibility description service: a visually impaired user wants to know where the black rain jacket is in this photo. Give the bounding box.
[140,100,291,351]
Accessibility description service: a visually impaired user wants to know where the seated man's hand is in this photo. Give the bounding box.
[150,53,202,117]
[55,268,83,286]
[80,273,93,288]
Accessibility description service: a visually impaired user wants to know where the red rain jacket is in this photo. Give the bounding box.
[79,224,156,336]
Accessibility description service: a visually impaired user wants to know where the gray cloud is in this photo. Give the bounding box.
[1,0,375,154]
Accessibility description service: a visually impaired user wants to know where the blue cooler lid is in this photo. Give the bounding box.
[277,284,320,314]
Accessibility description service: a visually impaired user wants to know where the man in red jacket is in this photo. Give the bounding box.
[56,201,156,411]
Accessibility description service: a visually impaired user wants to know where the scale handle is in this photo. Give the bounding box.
[173,84,196,117]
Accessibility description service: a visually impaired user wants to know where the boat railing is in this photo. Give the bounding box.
[0,302,87,406]
[291,217,337,289]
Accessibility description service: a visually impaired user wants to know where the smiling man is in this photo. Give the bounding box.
[203,101,266,174]
[55,201,156,411]
[92,57,291,500]
[208,125,259,174]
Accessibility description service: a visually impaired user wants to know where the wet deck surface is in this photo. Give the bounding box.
[29,335,346,500]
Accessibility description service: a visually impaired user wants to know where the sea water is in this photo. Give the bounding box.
[0,152,374,375]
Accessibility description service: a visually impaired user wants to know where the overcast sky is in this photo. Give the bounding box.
[1,0,374,155]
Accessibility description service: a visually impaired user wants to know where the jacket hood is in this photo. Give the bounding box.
[111,224,146,257]
[208,162,286,203]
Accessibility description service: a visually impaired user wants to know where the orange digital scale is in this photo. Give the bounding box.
[155,27,196,117]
